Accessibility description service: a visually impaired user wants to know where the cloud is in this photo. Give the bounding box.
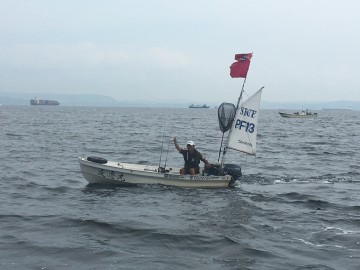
[0,43,197,71]
[139,47,197,69]
[0,43,129,69]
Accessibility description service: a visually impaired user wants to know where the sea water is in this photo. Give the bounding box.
[0,106,359,270]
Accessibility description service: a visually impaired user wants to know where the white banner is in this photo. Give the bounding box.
[227,87,263,155]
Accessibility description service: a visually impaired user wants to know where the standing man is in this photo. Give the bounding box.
[173,137,211,175]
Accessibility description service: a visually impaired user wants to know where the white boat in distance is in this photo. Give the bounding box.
[279,109,317,119]
[79,53,263,188]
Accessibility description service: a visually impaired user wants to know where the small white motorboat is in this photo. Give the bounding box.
[79,53,263,189]
[79,156,238,188]
[279,109,317,118]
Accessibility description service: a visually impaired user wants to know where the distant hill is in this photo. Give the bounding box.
[0,92,359,109]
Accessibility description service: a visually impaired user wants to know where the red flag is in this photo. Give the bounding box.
[230,53,252,78]
[230,60,251,78]
[234,53,252,61]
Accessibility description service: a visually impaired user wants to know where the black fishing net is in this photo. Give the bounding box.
[218,102,236,133]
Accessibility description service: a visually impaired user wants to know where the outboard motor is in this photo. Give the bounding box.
[223,163,242,180]
[204,163,242,180]
[224,163,242,188]
[204,164,225,176]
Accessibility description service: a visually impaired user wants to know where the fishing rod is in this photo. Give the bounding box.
[163,111,176,171]
[158,124,166,171]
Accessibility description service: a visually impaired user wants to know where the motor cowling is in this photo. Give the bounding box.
[204,163,242,180]
[223,163,242,180]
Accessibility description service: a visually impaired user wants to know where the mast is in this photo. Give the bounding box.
[220,53,253,165]
[236,77,247,109]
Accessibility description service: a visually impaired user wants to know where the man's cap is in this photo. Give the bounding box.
[187,141,195,146]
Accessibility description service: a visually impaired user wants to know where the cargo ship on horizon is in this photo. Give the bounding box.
[30,97,60,105]
[189,104,210,108]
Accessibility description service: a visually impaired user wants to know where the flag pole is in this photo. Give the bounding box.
[236,52,253,109]
[236,76,247,109]
[221,76,247,165]
[221,52,252,165]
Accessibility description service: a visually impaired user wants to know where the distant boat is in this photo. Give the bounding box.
[30,97,60,105]
[189,104,210,108]
[279,109,317,118]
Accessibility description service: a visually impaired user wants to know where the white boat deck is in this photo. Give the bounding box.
[100,160,181,175]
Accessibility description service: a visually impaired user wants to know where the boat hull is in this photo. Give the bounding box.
[279,112,317,118]
[79,157,233,188]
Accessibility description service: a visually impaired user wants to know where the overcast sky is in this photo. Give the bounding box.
[0,0,359,104]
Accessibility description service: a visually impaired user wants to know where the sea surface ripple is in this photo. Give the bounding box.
[0,106,359,270]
